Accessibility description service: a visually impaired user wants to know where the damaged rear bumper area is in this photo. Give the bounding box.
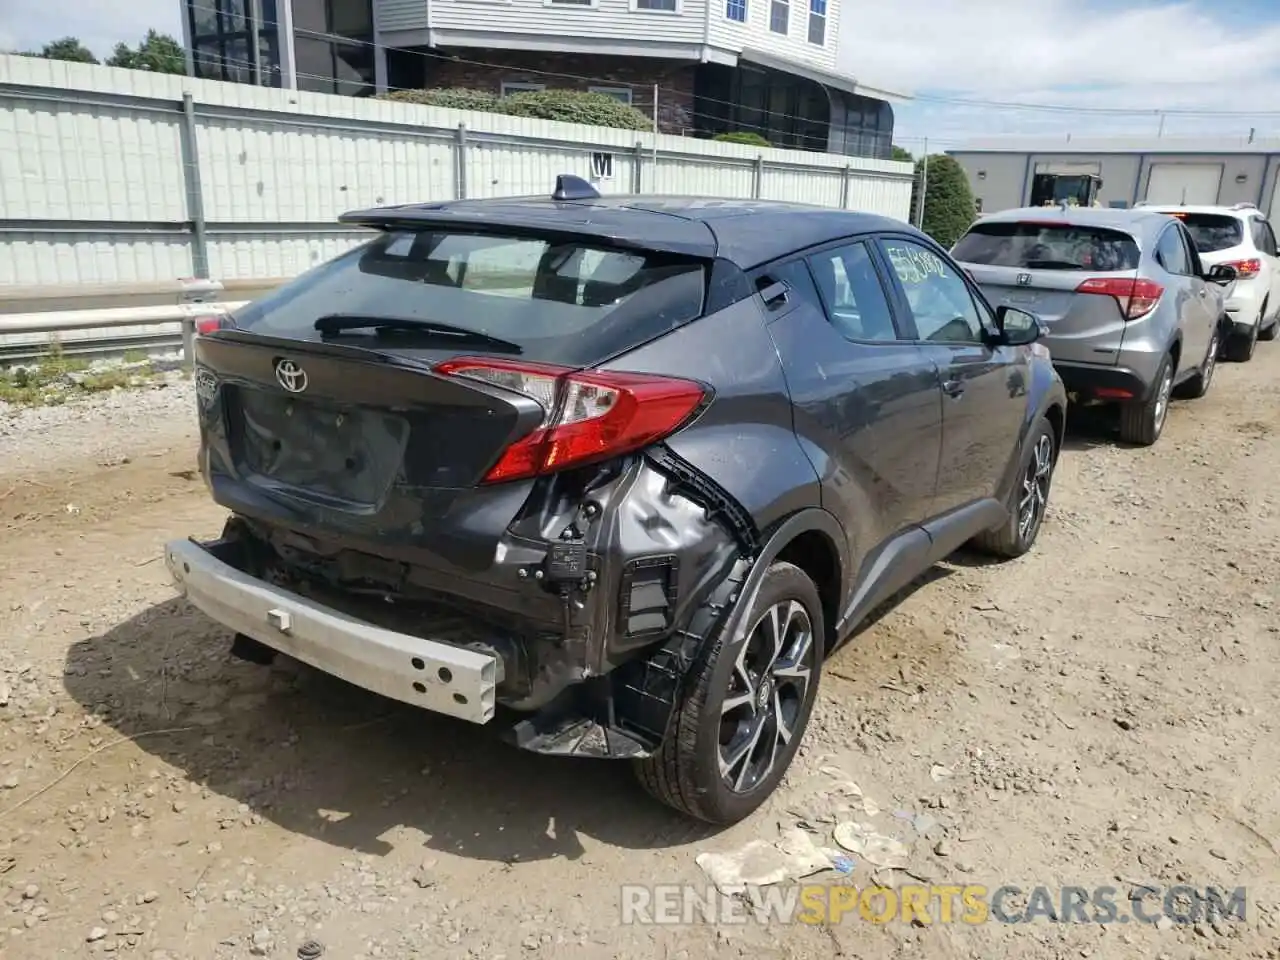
[165,537,502,723]
[169,448,760,759]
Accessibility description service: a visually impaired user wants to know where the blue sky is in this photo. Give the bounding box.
[3,0,1280,148]
[840,0,1280,150]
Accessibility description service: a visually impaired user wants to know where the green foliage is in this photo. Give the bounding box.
[33,37,98,64]
[714,131,771,147]
[891,144,913,162]
[381,87,652,131]
[909,154,977,248]
[384,87,500,112]
[498,90,651,130]
[106,31,185,74]
[0,341,156,406]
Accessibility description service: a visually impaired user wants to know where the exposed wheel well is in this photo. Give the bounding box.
[1043,402,1065,460]
[775,531,842,652]
[1168,337,1181,374]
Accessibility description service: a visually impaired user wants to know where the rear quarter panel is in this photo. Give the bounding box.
[600,297,822,533]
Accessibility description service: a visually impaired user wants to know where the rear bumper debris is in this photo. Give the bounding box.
[164,537,502,724]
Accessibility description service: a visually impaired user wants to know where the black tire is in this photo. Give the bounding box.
[1118,353,1173,446]
[971,415,1056,559]
[1173,324,1220,401]
[1260,316,1279,342]
[633,561,825,824]
[1224,317,1258,362]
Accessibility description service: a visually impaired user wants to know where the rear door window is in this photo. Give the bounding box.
[230,229,708,367]
[1155,225,1191,276]
[951,222,1140,271]
[1178,213,1243,253]
[1249,218,1278,257]
[807,241,901,342]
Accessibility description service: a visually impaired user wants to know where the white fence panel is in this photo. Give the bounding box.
[0,53,915,288]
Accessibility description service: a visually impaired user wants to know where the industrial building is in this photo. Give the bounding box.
[947,136,1280,217]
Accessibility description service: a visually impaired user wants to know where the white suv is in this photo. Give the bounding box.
[1142,202,1280,361]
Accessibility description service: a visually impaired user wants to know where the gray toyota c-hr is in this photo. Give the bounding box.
[166,176,1067,824]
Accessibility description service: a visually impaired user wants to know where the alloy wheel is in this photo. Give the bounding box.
[1152,364,1173,434]
[1018,433,1054,543]
[719,599,815,793]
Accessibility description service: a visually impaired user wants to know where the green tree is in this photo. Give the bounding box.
[909,154,976,248]
[891,144,913,162]
[106,31,185,74]
[34,37,99,64]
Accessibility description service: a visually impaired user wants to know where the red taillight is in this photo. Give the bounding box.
[1222,258,1261,279]
[1075,277,1164,319]
[194,315,226,336]
[434,357,708,484]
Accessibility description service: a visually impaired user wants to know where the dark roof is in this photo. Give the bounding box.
[338,195,919,268]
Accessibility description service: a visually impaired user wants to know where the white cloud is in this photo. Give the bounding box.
[0,0,182,58]
[839,0,1280,144]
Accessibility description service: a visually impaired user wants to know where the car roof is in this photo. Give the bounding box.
[969,205,1177,242]
[1139,203,1259,218]
[339,194,922,268]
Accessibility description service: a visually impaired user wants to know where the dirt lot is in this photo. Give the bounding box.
[0,352,1277,960]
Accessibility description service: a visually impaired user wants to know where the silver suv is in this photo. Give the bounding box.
[951,207,1233,446]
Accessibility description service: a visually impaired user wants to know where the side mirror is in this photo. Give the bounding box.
[1204,263,1237,285]
[995,304,1044,346]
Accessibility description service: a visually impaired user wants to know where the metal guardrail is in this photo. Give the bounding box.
[0,279,259,366]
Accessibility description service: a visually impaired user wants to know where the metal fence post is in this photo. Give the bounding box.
[455,124,468,200]
[841,165,851,209]
[180,314,196,369]
[752,155,764,199]
[633,142,644,193]
[179,92,210,280]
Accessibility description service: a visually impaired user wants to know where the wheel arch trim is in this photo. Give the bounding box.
[718,508,848,657]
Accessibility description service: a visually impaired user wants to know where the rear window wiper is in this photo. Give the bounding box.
[314,314,522,353]
[1021,259,1086,270]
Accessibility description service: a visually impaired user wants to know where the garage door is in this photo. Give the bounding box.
[1144,164,1223,205]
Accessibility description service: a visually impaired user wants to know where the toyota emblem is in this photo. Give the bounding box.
[274,359,308,393]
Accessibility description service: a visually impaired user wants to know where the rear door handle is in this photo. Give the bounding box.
[943,379,965,399]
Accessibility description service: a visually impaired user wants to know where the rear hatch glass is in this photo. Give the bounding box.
[229,229,708,368]
[1171,213,1242,253]
[951,221,1140,271]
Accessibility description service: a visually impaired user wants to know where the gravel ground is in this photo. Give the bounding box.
[0,374,198,477]
[0,349,1277,960]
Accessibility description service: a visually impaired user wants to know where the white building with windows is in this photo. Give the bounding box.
[179,0,910,157]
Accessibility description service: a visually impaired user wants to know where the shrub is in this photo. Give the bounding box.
[383,87,500,112]
[379,87,652,131]
[909,154,977,248]
[498,89,651,130]
[714,131,771,147]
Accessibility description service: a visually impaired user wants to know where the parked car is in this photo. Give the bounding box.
[951,206,1235,447]
[1139,202,1280,361]
[165,177,1066,824]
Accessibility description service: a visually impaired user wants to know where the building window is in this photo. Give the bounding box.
[769,0,789,34]
[187,0,283,87]
[807,0,826,45]
[501,81,546,96]
[547,0,595,5]
[725,0,746,20]
[634,0,678,9]
[286,0,376,95]
[589,86,633,105]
